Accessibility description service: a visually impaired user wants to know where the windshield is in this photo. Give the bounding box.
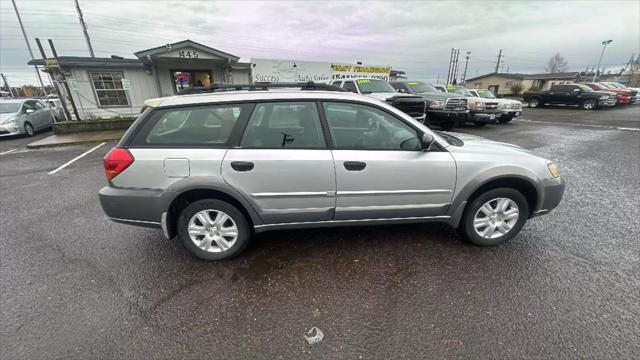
[0,102,21,114]
[356,79,395,94]
[476,89,496,99]
[577,84,593,92]
[447,86,473,97]
[407,81,438,94]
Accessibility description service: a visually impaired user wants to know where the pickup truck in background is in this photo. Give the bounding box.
[389,80,467,129]
[523,84,617,110]
[469,88,522,123]
[330,78,427,122]
[447,85,501,126]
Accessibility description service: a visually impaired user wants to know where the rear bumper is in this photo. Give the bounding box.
[99,186,165,227]
[532,177,565,217]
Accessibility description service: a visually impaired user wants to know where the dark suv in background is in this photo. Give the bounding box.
[389,81,467,129]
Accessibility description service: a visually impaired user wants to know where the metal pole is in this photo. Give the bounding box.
[74,0,95,57]
[49,39,81,120]
[495,49,503,73]
[462,51,471,83]
[36,38,70,121]
[11,0,49,99]
[1,73,15,97]
[593,40,613,82]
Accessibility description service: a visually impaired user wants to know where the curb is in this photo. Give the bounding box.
[26,137,121,149]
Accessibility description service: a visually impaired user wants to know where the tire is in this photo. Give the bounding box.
[582,99,597,110]
[459,188,529,246]
[498,116,513,124]
[528,98,541,108]
[177,199,250,261]
[474,121,487,127]
[24,122,34,137]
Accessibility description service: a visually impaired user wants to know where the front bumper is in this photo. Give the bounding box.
[532,177,565,217]
[500,109,522,118]
[598,99,617,107]
[468,111,499,124]
[427,110,468,123]
[0,124,24,137]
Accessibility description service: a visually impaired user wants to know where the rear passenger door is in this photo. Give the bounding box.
[221,101,336,224]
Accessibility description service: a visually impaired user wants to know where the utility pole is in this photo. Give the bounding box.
[35,38,71,121]
[75,0,95,57]
[462,51,471,83]
[495,49,503,73]
[452,49,460,84]
[1,73,15,97]
[11,0,49,98]
[48,39,81,120]
[593,39,613,82]
[446,48,455,85]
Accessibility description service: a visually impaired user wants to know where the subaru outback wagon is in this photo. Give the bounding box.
[99,83,565,261]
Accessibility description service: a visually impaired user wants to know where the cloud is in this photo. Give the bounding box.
[1,0,638,85]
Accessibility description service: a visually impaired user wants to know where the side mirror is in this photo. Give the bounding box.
[573,89,581,94]
[397,88,405,93]
[421,133,435,151]
[25,108,35,114]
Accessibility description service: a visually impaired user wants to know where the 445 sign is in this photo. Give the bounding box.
[179,50,199,59]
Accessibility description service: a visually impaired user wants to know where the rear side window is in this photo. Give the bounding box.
[137,104,250,147]
[240,102,325,149]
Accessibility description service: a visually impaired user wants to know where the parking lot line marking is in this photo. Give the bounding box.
[0,148,17,156]
[516,118,640,132]
[48,142,106,175]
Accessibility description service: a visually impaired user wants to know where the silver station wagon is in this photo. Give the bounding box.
[99,83,565,261]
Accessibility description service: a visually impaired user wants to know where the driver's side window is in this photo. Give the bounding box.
[322,102,421,150]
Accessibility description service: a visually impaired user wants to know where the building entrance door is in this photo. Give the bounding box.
[172,70,212,93]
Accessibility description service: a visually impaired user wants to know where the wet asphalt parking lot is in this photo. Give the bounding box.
[1,105,639,359]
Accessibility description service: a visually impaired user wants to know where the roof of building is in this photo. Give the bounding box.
[466,71,581,82]
[28,56,144,68]
[134,39,239,63]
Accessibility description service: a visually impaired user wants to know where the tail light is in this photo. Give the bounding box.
[103,147,134,181]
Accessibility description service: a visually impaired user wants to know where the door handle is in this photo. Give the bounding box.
[230,161,254,172]
[344,161,366,171]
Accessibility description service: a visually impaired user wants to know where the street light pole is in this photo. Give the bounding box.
[593,39,613,82]
[462,51,471,83]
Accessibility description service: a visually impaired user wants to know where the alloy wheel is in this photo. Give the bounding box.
[473,198,519,239]
[187,209,239,253]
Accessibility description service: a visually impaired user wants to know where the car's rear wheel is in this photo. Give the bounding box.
[177,199,250,261]
[460,188,529,246]
[528,98,541,108]
[582,99,597,110]
[24,122,34,137]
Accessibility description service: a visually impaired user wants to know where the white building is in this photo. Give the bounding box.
[29,40,251,119]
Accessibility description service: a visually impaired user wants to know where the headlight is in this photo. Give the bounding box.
[547,163,560,178]
[599,95,610,100]
[429,100,445,109]
[1,116,17,125]
[474,101,485,109]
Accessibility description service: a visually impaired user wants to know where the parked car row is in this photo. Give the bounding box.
[523,82,638,110]
[328,78,521,129]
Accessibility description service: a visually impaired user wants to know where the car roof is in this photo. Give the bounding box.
[146,89,376,108]
[0,98,28,104]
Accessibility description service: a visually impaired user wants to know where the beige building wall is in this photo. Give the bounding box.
[466,74,523,96]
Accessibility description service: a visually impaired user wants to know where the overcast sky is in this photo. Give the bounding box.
[1,0,638,86]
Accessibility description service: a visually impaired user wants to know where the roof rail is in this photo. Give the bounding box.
[177,81,348,95]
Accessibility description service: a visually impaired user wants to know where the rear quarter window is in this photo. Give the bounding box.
[130,103,252,147]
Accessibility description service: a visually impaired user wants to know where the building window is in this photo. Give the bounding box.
[90,72,129,107]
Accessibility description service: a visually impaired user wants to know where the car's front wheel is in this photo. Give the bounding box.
[582,99,597,110]
[498,116,513,124]
[24,122,34,137]
[460,188,529,246]
[177,199,250,261]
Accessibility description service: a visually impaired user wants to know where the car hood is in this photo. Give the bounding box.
[442,131,533,154]
[415,92,461,101]
[0,113,18,122]
[365,92,422,101]
[588,90,616,97]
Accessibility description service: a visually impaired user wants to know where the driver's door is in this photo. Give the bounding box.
[322,101,456,221]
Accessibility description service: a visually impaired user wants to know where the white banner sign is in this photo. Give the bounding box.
[251,58,332,83]
[251,59,392,83]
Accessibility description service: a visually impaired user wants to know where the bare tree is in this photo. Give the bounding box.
[545,53,569,73]
[510,83,523,96]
